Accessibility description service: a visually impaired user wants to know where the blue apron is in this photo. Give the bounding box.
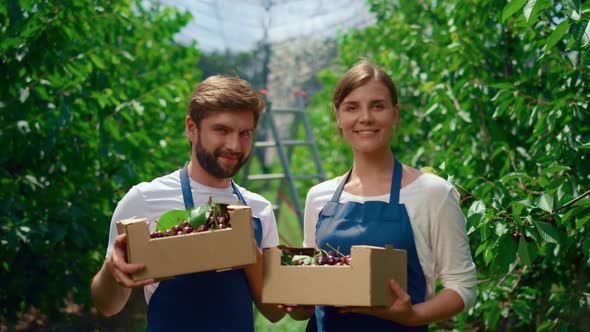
[146,164,263,331]
[307,159,427,332]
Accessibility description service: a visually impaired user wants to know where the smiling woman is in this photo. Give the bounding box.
[285,60,478,331]
[336,79,398,157]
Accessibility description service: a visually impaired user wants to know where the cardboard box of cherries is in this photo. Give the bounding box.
[116,198,257,281]
[262,245,407,306]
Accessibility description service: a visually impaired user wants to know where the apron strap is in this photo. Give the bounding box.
[231,181,248,205]
[232,181,263,247]
[180,162,195,209]
[330,158,403,204]
[389,158,403,205]
[180,161,246,208]
[330,169,352,203]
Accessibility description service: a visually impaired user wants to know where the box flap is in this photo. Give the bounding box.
[116,216,146,235]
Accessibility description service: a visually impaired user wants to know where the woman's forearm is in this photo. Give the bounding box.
[407,288,465,326]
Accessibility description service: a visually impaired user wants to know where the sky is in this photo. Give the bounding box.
[162,0,376,52]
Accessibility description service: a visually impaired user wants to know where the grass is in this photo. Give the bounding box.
[255,311,309,331]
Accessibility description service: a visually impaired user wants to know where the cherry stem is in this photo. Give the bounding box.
[313,248,325,259]
[325,243,345,257]
[206,196,224,218]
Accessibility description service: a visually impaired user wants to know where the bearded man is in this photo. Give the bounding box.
[91,75,284,331]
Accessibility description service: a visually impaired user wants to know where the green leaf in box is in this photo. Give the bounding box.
[155,204,209,232]
[156,209,190,232]
[188,205,208,228]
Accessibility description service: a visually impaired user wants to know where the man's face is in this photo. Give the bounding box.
[193,110,255,179]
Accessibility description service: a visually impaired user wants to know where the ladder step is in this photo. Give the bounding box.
[292,174,323,180]
[247,174,285,180]
[246,174,323,181]
[254,140,310,147]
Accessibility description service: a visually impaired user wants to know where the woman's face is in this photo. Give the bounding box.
[336,79,399,155]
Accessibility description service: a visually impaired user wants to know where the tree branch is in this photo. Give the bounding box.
[554,189,590,213]
[496,256,521,288]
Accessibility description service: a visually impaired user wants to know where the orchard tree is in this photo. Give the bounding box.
[303,0,589,330]
[0,0,201,325]
[198,41,269,91]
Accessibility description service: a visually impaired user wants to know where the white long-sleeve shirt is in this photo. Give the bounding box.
[303,173,477,311]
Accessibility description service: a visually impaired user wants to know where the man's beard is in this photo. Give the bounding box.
[195,139,248,179]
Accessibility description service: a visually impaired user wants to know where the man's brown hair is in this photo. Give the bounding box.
[187,75,264,128]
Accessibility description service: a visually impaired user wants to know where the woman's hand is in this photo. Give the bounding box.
[277,304,315,321]
[340,279,420,326]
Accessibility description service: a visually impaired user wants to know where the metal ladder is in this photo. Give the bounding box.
[240,93,326,229]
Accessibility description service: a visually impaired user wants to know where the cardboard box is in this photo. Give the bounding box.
[262,245,407,306]
[116,205,257,281]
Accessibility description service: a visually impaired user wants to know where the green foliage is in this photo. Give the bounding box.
[198,44,269,91]
[303,0,590,330]
[255,310,308,332]
[0,0,200,325]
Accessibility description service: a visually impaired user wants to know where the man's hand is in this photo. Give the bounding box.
[91,233,154,316]
[340,279,420,326]
[107,233,155,288]
[277,304,315,321]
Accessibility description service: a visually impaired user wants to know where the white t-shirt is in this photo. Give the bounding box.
[105,169,280,304]
[303,173,477,311]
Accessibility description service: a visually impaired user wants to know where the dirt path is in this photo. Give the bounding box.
[1,289,147,332]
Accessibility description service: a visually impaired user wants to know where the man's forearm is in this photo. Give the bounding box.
[90,262,131,317]
[244,249,285,323]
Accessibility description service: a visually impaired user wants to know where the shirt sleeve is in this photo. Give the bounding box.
[303,184,328,248]
[258,201,280,248]
[431,187,478,311]
[105,185,147,258]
